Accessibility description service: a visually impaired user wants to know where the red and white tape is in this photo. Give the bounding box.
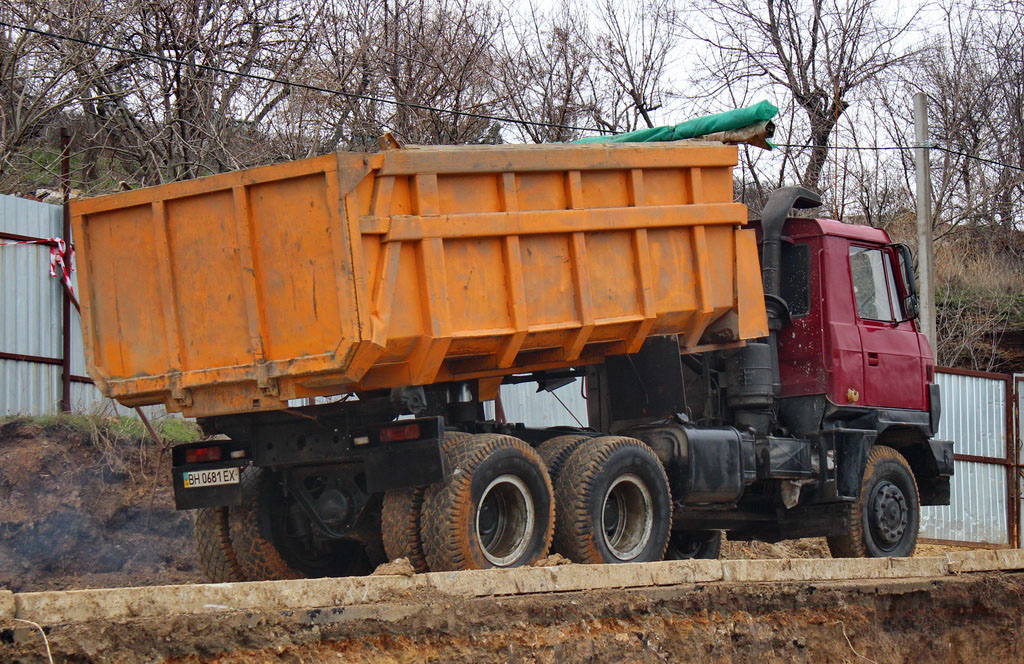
[0,237,76,296]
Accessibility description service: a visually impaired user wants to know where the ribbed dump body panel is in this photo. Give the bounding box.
[72,142,768,417]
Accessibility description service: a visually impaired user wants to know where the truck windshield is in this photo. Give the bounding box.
[849,246,901,322]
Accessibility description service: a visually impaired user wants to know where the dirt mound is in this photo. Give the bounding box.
[0,416,204,592]
[722,536,831,559]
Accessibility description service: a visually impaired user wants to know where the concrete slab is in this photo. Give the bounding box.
[722,558,882,582]
[15,575,430,625]
[10,552,1018,625]
[994,548,1024,570]
[721,556,949,582]
[424,560,722,598]
[946,550,1000,574]
[887,556,949,578]
[0,590,13,619]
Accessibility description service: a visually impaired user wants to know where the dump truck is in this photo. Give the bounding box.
[71,141,953,581]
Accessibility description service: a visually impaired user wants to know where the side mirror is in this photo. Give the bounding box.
[893,243,919,321]
[903,293,920,318]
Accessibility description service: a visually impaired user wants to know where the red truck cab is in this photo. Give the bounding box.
[774,218,934,413]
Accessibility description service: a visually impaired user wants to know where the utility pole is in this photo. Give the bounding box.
[913,92,935,350]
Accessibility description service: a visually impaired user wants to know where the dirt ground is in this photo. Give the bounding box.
[3,573,1023,663]
[0,417,982,593]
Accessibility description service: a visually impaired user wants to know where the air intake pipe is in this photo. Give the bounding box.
[725,187,821,435]
[759,186,822,300]
[759,186,821,397]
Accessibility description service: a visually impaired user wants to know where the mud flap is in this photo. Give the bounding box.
[830,429,877,500]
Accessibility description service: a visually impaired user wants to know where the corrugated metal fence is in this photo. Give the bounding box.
[921,368,1017,547]
[0,194,165,419]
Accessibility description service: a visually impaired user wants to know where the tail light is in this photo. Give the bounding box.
[379,423,421,443]
[185,445,224,463]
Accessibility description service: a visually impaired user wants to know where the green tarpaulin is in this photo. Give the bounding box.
[574,100,778,146]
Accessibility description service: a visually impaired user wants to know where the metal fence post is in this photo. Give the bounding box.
[59,128,72,412]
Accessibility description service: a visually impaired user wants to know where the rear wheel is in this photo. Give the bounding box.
[665,530,722,560]
[553,437,671,564]
[381,431,471,572]
[827,445,920,558]
[194,506,246,582]
[229,467,373,580]
[536,434,591,485]
[421,434,554,571]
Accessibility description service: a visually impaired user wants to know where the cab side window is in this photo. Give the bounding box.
[849,246,901,322]
[781,242,810,317]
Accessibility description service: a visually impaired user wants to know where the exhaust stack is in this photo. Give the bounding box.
[726,187,820,435]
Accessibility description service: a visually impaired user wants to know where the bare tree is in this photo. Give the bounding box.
[590,0,678,132]
[374,0,502,145]
[689,0,919,191]
[0,1,120,188]
[493,1,599,143]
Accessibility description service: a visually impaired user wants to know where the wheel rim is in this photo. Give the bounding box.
[476,474,535,566]
[867,479,909,551]
[601,473,654,561]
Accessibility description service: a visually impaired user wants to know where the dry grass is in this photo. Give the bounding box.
[921,227,1024,370]
[0,406,200,481]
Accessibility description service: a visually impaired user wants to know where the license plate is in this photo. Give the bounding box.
[183,467,240,489]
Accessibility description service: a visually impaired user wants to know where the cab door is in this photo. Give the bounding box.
[848,245,926,410]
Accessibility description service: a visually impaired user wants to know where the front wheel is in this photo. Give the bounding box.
[827,445,920,558]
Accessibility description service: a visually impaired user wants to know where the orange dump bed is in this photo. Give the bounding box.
[71,142,768,417]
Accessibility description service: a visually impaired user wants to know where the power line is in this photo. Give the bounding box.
[932,145,1024,174]
[774,142,1024,174]
[774,143,906,151]
[0,20,610,135]
[10,21,1024,172]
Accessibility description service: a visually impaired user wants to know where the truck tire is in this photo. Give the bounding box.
[827,445,920,558]
[421,434,554,571]
[536,434,591,485]
[194,506,246,582]
[381,431,471,572]
[665,530,722,560]
[229,467,371,580]
[553,437,671,564]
